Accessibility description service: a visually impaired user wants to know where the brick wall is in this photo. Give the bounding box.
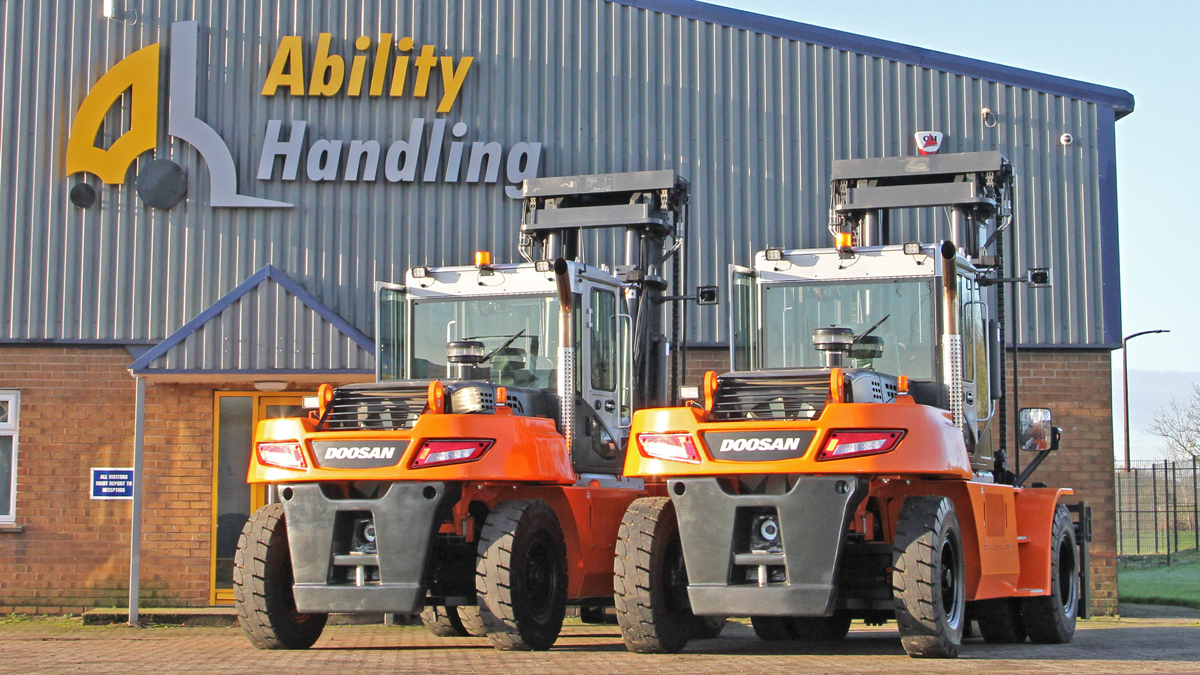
[0,346,281,613]
[684,346,1119,617]
[997,349,1118,617]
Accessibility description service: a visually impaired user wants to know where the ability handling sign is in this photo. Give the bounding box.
[91,468,134,500]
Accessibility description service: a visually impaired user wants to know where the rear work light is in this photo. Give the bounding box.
[817,430,905,461]
[410,439,492,468]
[256,441,308,470]
[637,433,701,464]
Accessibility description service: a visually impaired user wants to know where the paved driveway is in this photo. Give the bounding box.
[2,616,1198,675]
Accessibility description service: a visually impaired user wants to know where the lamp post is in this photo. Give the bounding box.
[1123,330,1169,470]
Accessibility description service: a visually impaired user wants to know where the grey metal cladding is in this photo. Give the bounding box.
[0,0,1129,352]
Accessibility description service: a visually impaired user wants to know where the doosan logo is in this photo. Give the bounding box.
[324,446,397,460]
[719,437,805,453]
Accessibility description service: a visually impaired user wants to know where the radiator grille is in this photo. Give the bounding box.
[317,387,427,431]
[710,373,830,422]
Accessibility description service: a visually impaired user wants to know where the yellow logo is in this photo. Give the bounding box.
[64,44,159,184]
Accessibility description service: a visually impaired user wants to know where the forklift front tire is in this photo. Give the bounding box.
[420,605,469,637]
[233,503,328,650]
[1021,505,1079,644]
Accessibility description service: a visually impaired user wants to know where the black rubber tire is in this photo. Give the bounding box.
[751,616,796,641]
[614,496,703,654]
[420,605,468,637]
[688,616,727,640]
[476,499,568,651]
[893,495,966,659]
[458,605,487,636]
[791,614,853,641]
[974,598,1027,643]
[1021,505,1079,644]
[233,503,328,650]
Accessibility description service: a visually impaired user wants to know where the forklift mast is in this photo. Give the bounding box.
[519,169,691,411]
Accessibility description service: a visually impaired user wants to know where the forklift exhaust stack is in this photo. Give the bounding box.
[554,258,575,453]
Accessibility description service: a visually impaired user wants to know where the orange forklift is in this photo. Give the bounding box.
[615,152,1090,658]
[234,170,711,651]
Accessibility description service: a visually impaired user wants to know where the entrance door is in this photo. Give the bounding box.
[210,391,310,605]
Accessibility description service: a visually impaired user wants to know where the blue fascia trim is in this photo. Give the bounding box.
[1096,106,1124,348]
[128,265,273,371]
[128,264,376,372]
[264,267,376,354]
[130,368,374,375]
[610,0,1134,116]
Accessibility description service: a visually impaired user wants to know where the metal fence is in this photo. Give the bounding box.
[1115,458,1200,562]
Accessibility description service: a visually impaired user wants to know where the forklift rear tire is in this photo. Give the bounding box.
[458,605,486,636]
[1021,505,1079,644]
[420,605,469,637]
[614,497,701,653]
[973,598,1027,643]
[791,614,853,641]
[476,499,568,651]
[893,496,965,658]
[233,503,328,649]
[751,616,796,641]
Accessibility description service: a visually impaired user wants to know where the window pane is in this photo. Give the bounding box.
[0,436,12,517]
[378,287,407,381]
[762,280,936,380]
[411,295,559,389]
[591,290,616,392]
[0,400,8,424]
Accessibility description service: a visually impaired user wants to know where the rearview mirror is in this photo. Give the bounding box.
[697,286,719,305]
[1018,408,1058,452]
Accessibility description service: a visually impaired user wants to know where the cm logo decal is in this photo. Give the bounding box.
[65,21,289,209]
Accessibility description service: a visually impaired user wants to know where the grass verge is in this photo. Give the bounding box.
[1119,558,1200,609]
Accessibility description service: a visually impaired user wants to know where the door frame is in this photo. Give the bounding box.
[209,390,314,605]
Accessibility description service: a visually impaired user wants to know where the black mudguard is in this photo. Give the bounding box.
[669,475,867,617]
[279,481,450,614]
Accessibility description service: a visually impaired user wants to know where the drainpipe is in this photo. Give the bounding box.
[129,376,145,627]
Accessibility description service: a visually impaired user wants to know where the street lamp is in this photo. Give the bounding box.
[1123,329,1170,470]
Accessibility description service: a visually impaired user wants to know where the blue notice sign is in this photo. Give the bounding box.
[91,467,134,500]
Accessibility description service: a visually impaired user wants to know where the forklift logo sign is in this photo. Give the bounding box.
[65,21,290,207]
[915,131,944,155]
[703,430,815,462]
[311,440,408,469]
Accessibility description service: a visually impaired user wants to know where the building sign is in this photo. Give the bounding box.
[64,22,541,210]
[90,468,134,500]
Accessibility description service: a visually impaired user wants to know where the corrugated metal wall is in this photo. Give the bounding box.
[0,0,1128,358]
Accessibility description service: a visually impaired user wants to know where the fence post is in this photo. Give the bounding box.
[1153,464,1159,555]
[1115,470,1122,555]
[1173,461,1179,557]
[1135,466,1142,554]
[1194,455,1198,552]
[1164,460,1171,566]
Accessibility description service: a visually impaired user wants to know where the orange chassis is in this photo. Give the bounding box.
[250,406,643,612]
[623,385,1069,615]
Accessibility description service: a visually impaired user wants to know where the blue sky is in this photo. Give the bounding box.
[708,1,1200,460]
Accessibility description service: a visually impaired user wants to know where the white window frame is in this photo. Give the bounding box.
[0,391,18,523]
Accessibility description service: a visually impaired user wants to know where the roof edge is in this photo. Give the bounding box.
[611,0,1135,115]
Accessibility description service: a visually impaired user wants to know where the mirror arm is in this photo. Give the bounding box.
[1014,426,1061,487]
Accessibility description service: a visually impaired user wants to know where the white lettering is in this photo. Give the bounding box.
[504,142,542,198]
[257,119,307,180]
[384,118,425,182]
[344,140,381,181]
[306,139,343,181]
[717,437,805,452]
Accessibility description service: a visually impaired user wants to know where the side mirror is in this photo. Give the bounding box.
[1018,408,1060,452]
[1026,267,1052,288]
[697,286,719,305]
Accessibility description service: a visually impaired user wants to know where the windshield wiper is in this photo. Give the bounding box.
[854,314,890,343]
[474,329,527,363]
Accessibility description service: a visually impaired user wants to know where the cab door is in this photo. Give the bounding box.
[574,283,623,474]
